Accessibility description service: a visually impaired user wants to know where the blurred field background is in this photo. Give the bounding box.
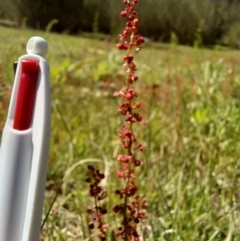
[1,0,240,48]
[1,0,240,240]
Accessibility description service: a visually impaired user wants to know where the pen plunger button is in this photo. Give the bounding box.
[26,37,48,57]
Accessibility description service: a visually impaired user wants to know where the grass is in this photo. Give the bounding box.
[1,25,240,240]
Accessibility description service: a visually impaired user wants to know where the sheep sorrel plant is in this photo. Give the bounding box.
[86,0,146,240]
[114,0,147,240]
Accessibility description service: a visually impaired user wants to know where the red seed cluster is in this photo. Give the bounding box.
[118,125,136,149]
[118,154,141,166]
[113,195,147,241]
[117,0,144,52]
[86,165,108,241]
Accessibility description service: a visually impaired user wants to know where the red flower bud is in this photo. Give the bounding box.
[128,15,135,21]
[87,165,95,171]
[89,222,94,229]
[85,177,91,183]
[116,43,125,50]
[120,10,127,17]
[123,55,134,63]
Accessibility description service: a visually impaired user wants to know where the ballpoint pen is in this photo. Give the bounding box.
[0,36,51,241]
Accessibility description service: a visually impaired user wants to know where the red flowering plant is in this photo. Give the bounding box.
[86,165,108,241]
[113,0,147,240]
[86,1,147,240]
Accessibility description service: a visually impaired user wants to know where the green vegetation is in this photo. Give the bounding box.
[1,26,240,240]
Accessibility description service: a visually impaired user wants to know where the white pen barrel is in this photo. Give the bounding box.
[0,125,33,241]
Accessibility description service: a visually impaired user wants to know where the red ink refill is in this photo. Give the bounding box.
[0,37,51,241]
[13,60,39,130]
